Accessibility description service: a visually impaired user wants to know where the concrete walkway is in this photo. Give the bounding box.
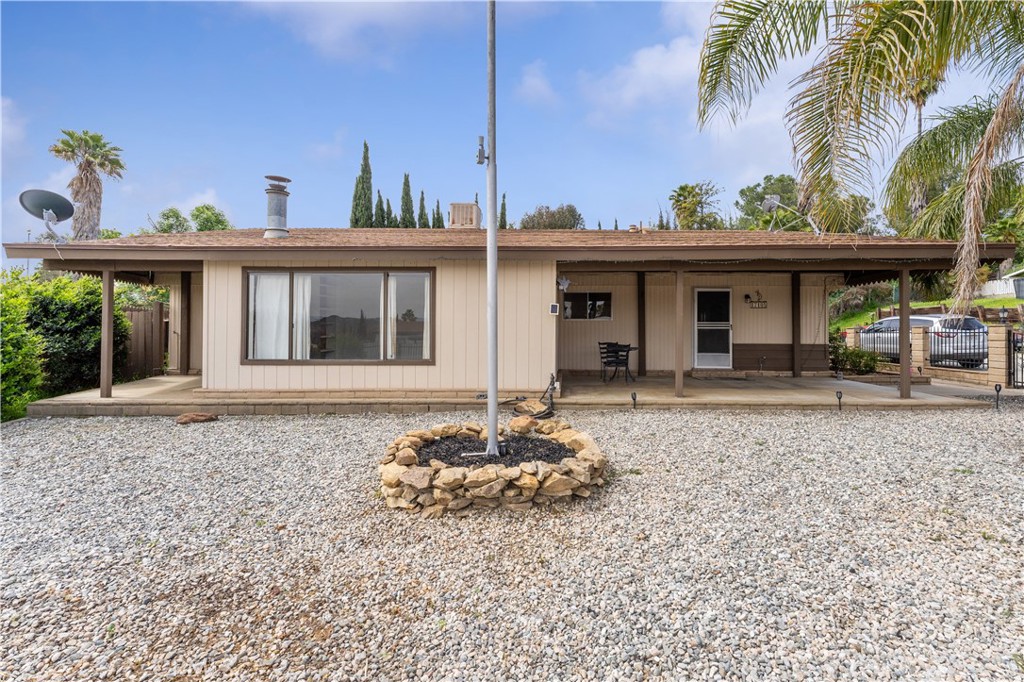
[22,373,1006,417]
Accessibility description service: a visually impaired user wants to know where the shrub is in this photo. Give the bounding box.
[0,270,45,420]
[828,329,880,375]
[25,275,131,395]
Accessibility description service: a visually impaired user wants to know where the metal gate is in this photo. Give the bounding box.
[1010,329,1024,388]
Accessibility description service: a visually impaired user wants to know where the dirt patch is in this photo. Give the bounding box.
[417,434,573,468]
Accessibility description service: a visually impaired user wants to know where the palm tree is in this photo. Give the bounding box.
[697,1,1024,311]
[885,97,1024,241]
[48,130,125,241]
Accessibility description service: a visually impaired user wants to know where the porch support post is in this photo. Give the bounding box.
[637,271,647,377]
[100,269,114,398]
[674,268,685,397]
[180,271,192,376]
[898,268,911,398]
[791,272,802,377]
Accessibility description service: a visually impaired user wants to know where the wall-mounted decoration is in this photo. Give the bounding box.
[744,291,768,309]
[563,292,612,320]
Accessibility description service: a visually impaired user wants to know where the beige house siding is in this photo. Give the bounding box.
[557,273,640,372]
[558,272,834,373]
[645,273,676,371]
[202,259,557,393]
[800,274,831,347]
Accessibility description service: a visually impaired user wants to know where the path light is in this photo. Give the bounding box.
[995,383,1002,410]
[836,390,843,411]
[631,391,637,409]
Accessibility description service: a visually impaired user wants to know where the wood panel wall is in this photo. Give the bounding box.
[202,259,557,393]
[556,273,639,371]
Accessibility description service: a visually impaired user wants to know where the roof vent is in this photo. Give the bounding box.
[264,175,291,238]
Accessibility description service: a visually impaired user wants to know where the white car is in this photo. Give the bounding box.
[859,314,989,368]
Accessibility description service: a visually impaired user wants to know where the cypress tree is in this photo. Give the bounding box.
[385,199,397,227]
[614,219,619,231]
[349,141,373,227]
[399,174,415,228]
[433,200,444,229]
[417,191,429,228]
[598,220,603,231]
[498,193,507,229]
[373,191,385,228]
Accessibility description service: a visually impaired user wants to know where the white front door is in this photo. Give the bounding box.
[694,289,732,368]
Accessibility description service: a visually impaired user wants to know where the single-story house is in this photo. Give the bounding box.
[5,183,1014,402]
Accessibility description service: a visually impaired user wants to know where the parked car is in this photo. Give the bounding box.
[858,314,989,368]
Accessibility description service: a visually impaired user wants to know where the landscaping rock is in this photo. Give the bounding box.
[175,412,218,425]
[398,466,433,491]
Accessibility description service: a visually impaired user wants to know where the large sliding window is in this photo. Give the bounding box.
[246,269,431,362]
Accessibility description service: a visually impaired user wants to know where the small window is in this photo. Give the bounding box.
[563,292,612,320]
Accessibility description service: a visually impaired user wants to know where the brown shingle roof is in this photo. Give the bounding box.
[8,227,970,250]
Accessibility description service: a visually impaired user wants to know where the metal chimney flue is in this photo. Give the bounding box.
[264,175,291,238]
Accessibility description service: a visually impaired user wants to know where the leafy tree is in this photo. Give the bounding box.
[669,182,723,229]
[374,191,386,228]
[697,0,1024,310]
[349,141,373,227]
[433,200,445,229]
[519,204,585,230]
[151,208,191,233]
[24,275,131,396]
[498,193,508,229]
[0,270,45,420]
[99,229,122,239]
[191,204,232,231]
[48,130,125,241]
[417,191,430,228]
[385,199,398,227]
[734,174,799,230]
[399,174,415,228]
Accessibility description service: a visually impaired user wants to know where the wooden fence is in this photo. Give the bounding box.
[123,303,167,380]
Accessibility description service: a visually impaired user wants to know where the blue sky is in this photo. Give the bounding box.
[1,1,995,253]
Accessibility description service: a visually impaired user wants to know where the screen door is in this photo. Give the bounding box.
[694,289,732,368]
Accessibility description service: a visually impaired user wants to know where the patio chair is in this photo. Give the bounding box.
[598,341,634,383]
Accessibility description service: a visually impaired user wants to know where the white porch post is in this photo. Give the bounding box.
[674,268,686,397]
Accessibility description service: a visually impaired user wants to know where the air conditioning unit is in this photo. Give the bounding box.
[448,202,482,229]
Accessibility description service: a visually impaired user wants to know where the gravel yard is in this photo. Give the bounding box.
[2,407,1022,681]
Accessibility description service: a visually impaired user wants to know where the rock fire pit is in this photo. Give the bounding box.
[378,415,608,518]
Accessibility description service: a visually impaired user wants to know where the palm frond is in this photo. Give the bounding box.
[902,161,1024,240]
[883,96,1009,220]
[697,0,829,126]
[951,61,1024,314]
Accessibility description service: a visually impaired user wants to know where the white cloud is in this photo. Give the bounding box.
[246,2,470,63]
[516,60,560,108]
[175,188,229,217]
[2,97,26,148]
[581,35,702,127]
[660,1,713,34]
[308,128,347,161]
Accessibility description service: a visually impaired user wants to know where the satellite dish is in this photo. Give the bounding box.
[19,189,75,223]
[19,189,74,243]
[760,194,781,213]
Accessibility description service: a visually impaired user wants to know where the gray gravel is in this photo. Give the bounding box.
[2,407,1022,681]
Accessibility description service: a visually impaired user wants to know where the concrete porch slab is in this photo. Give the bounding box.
[21,373,996,417]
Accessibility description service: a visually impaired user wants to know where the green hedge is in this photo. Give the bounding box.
[0,270,45,420]
[1,271,132,420]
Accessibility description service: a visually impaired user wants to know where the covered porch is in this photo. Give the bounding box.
[22,373,987,417]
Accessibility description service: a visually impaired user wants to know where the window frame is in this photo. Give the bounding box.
[241,266,436,366]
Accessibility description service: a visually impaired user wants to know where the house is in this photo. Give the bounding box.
[4,179,1015,405]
